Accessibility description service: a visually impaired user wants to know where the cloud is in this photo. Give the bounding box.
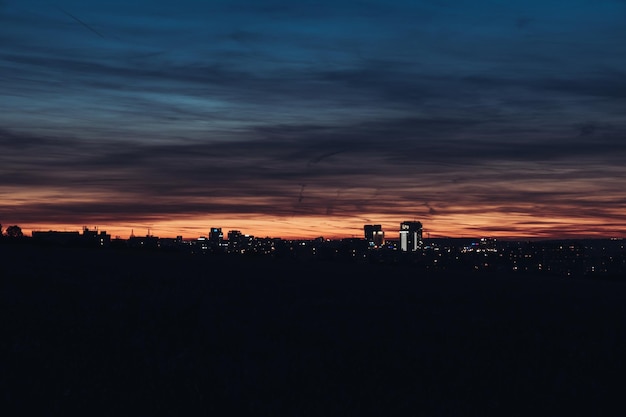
[2,0,626,237]
[3,121,626,216]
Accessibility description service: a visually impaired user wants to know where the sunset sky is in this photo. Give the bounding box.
[2,0,626,240]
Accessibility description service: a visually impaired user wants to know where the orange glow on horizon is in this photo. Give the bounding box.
[17,210,626,241]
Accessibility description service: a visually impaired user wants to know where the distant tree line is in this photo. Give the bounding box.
[0,223,23,239]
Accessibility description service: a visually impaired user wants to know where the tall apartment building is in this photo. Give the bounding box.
[364,224,385,247]
[399,221,423,252]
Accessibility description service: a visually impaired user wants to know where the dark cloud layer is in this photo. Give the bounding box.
[2,0,626,237]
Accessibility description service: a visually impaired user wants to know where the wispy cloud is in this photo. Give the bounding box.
[2,0,626,237]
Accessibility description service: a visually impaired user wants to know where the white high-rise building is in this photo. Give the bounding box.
[399,221,423,252]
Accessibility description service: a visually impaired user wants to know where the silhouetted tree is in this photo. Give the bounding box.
[6,225,23,238]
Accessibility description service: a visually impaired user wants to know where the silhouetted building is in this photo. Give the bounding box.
[364,224,385,248]
[227,230,254,254]
[399,221,423,252]
[31,227,110,247]
[227,230,241,253]
[209,227,223,245]
[32,231,81,246]
[128,233,159,249]
[196,236,209,252]
[159,236,186,251]
[82,227,111,247]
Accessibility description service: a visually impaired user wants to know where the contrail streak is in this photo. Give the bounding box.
[55,5,105,38]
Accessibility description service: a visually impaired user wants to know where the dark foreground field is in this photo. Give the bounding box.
[3,243,626,416]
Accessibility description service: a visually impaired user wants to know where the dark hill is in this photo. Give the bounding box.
[3,243,626,416]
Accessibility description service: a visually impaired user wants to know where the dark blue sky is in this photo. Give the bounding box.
[2,0,626,238]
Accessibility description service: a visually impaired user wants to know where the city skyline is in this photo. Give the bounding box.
[2,0,626,240]
[5,218,624,242]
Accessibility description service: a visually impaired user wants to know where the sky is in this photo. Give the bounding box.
[2,0,626,240]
